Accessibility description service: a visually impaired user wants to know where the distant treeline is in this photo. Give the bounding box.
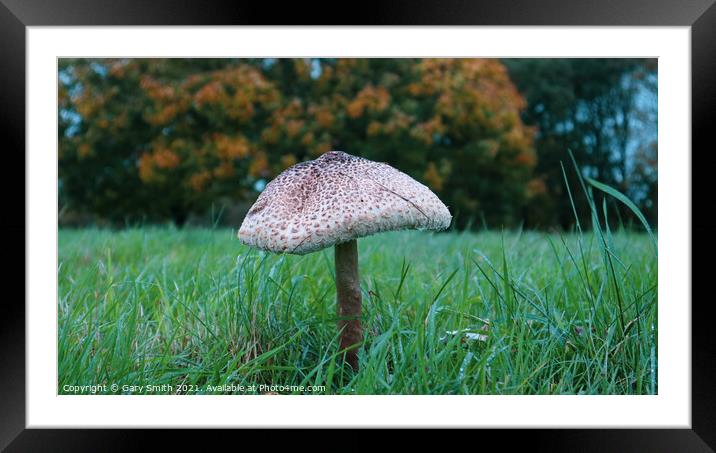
[58,58,657,230]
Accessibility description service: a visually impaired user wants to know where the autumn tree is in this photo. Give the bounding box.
[59,58,280,225]
[59,58,536,228]
[257,58,536,228]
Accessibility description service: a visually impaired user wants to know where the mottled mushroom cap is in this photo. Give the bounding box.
[238,151,452,255]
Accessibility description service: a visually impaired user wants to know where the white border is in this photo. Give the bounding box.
[28,27,690,428]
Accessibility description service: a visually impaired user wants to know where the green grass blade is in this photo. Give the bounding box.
[586,177,657,253]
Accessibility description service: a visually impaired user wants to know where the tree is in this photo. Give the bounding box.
[59,58,280,225]
[59,58,536,228]
[503,58,657,229]
[248,58,537,228]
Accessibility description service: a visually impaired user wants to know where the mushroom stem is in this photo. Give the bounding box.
[335,239,362,369]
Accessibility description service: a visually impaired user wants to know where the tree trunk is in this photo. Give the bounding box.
[171,207,188,228]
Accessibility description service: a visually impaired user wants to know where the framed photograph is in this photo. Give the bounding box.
[3,0,713,449]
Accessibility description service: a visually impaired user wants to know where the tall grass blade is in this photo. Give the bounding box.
[586,177,657,253]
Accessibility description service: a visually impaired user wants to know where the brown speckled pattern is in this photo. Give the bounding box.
[238,151,452,254]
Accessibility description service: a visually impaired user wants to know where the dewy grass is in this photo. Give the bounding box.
[58,224,657,395]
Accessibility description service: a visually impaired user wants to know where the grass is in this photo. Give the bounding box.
[58,224,657,395]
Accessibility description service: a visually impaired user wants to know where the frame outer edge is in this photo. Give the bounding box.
[692,0,716,450]
[0,0,27,450]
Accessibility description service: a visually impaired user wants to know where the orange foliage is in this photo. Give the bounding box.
[280,153,298,169]
[138,147,180,182]
[294,59,312,80]
[261,126,281,145]
[312,142,333,157]
[526,177,547,198]
[383,110,415,135]
[249,152,270,178]
[108,59,129,78]
[514,149,537,168]
[215,134,250,159]
[423,162,443,191]
[213,162,235,179]
[301,131,315,146]
[188,170,211,192]
[504,125,534,151]
[141,75,176,101]
[76,143,92,158]
[147,104,180,126]
[194,81,224,106]
[153,148,181,169]
[410,117,445,145]
[285,119,304,138]
[346,85,390,118]
[138,153,155,182]
[366,121,382,137]
[314,107,335,128]
[417,59,530,141]
[346,99,365,119]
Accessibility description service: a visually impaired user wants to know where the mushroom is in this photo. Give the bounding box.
[238,151,451,369]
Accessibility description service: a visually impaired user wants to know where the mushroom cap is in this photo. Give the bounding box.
[238,151,452,255]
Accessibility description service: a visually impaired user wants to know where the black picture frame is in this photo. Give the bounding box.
[2,0,713,450]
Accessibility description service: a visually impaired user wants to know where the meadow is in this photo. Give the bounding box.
[58,226,657,395]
